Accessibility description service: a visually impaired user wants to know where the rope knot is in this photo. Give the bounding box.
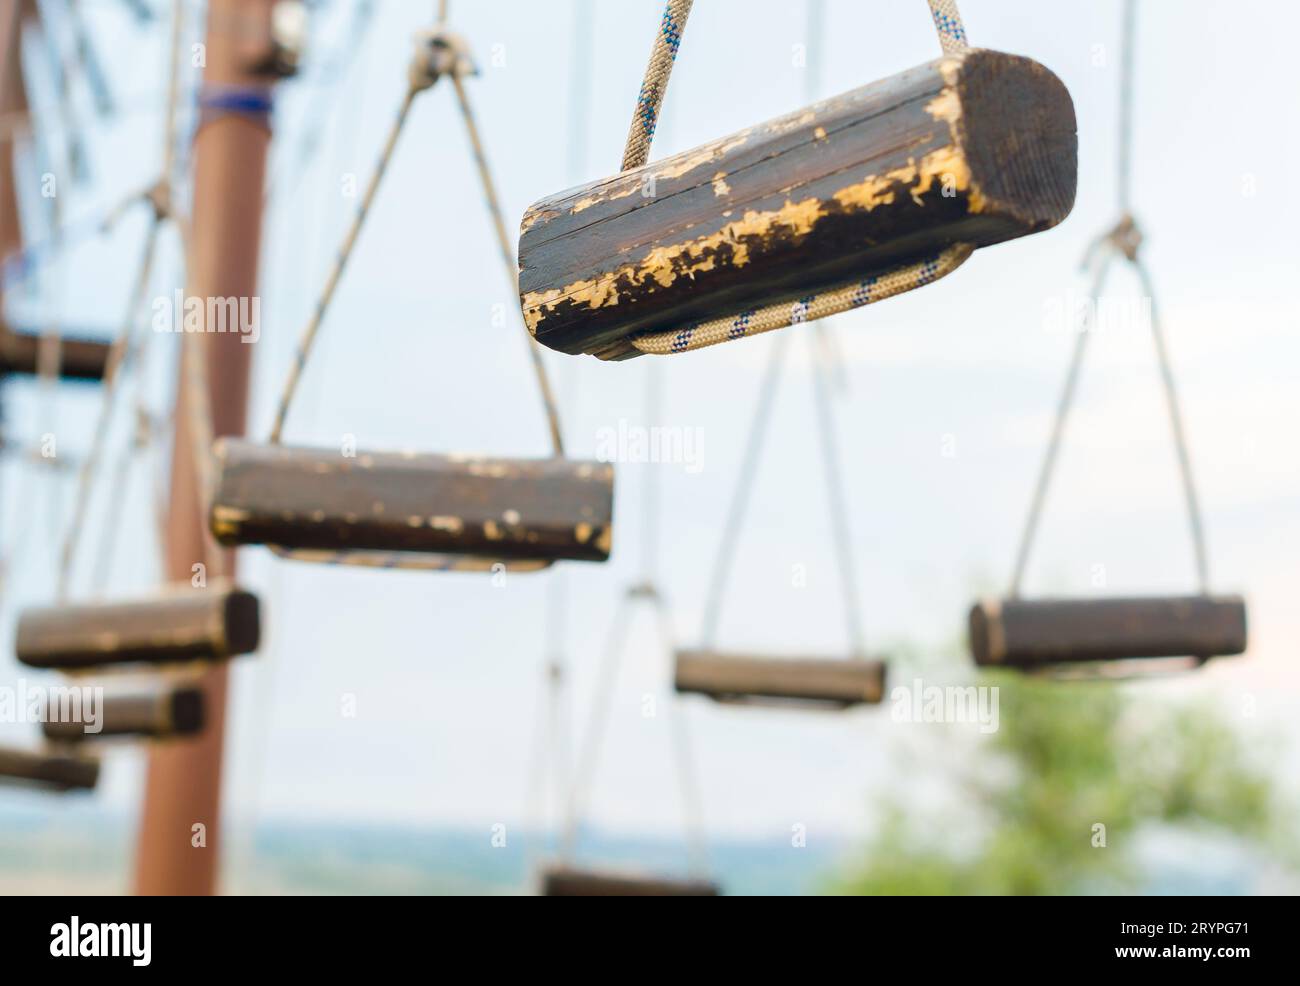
[143,180,173,222]
[409,29,476,92]
[1104,212,1143,262]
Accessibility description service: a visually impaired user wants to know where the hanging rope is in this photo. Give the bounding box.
[698,331,790,646]
[56,0,187,599]
[269,30,562,453]
[620,0,693,171]
[615,0,971,356]
[260,24,565,572]
[1008,0,1210,598]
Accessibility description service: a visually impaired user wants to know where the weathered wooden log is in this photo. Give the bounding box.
[541,866,719,897]
[0,328,112,381]
[42,683,205,742]
[16,583,261,670]
[0,746,100,791]
[519,48,1077,360]
[674,650,885,708]
[209,438,615,563]
[968,595,1248,668]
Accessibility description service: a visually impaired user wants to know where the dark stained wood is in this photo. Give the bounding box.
[541,866,719,897]
[0,328,112,382]
[674,650,885,708]
[209,438,615,563]
[968,595,1248,668]
[16,583,261,670]
[0,746,99,791]
[519,48,1077,359]
[42,683,205,742]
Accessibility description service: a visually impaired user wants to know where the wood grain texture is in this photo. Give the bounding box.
[968,595,1248,668]
[42,684,205,742]
[0,328,112,381]
[541,866,720,897]
[519,48,1077,359]
[210,438,615,563]
[16,583,260,670]
[674,650,885,708]
[0,746,99,791]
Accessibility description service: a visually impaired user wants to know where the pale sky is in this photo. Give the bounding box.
[2,0,1297,870]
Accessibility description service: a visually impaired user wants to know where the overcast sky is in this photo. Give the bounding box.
[2,0,1297,872]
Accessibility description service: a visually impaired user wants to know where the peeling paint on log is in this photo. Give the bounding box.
[519,48,1077,359]
[209,439,615,563]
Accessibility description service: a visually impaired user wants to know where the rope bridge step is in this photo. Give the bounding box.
[16,582,261,670]
[42,682,205,743]
[519,48,1076,360]
[209,439,614,565]
[541,865,720,897]
[968,595,1248,672]
[0,747,100,791]
[674,649,886,709]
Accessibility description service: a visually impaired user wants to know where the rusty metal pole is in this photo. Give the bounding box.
[134,0,275,896]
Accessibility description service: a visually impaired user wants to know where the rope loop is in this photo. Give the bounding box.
[409,28,476,93]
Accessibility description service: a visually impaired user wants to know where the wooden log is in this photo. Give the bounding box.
[968,595,1248,668]
[0,328,112,382]
[209,438,615,563]
[674,650,885,708]
[541,866,720,897]
[0,746,99,791]
[42,683,205,742]
[519,47,1077,360]
[16,583,261,670]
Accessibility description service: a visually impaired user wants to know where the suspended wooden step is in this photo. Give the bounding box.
[518,48,1077,360]
[41,683,204,743]
[968,595,1248,670]
[0,327,111,382]
[209,438,614,564]
[0,746,99,791]
[541,865,720,897]
[16,583,261,670]
[675,650,886,709]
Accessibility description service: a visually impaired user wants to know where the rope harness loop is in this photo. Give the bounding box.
[408,27,476,93]
[618,0,972,356]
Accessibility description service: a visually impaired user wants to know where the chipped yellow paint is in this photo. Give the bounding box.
[594,526,612,556]
[813,126,827,140]
[407,516,424,528]
[712,172,731,197]
[523,195,828,329]
[502,509,522,525]
[210,506,249,538]
[430,516,463,533]
[571,194,602,214]
[574,522,592,544]
[924,87,962,126]
[769,108,816,135]
[483,520,503,541]
[525,179,907,329]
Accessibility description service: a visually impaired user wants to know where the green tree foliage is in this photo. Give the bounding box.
[836,669,1292,895]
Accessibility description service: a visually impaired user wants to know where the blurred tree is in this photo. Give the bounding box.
[835,667,1293,895]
